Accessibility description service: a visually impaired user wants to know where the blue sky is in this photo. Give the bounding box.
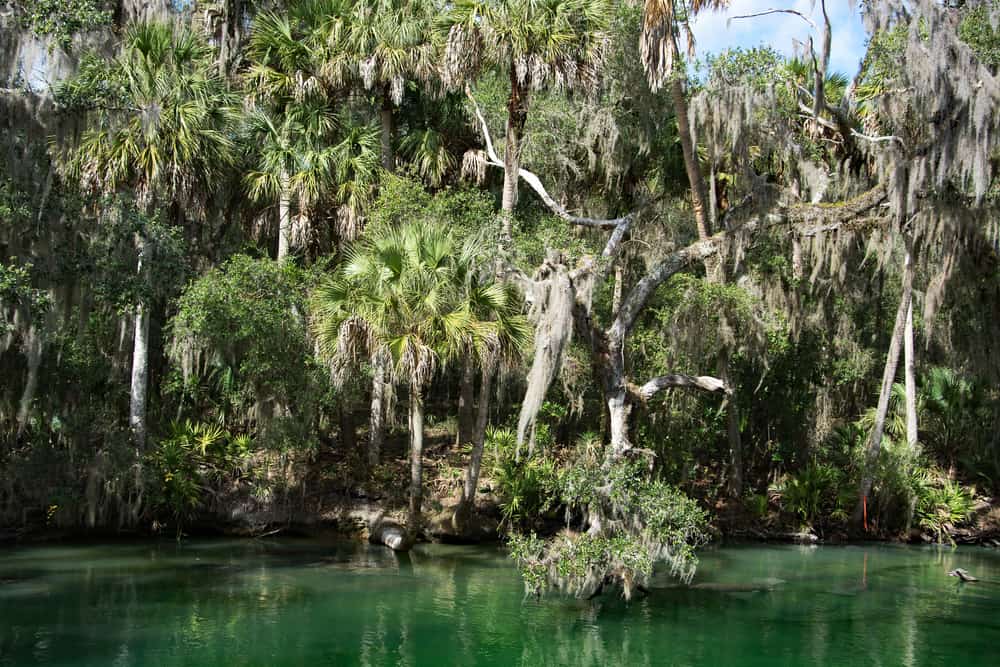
[690,1,870,77]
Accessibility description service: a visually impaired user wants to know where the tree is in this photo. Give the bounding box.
[60,22,237,449]
[441,0,613,238]
[311,221,509,548]
[454,269,530,528]
[343,0,439,170]
[244,102,338,261]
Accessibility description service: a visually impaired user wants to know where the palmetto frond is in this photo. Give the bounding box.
[641,0,729,91]
[441,0,613,92]
[399,129,456,187]
[66,22,237,208]
[310,220,529,389]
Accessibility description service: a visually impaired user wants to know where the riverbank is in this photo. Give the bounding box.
[5,430,999,550]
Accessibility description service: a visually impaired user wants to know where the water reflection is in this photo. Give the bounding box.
[1,540,999,666]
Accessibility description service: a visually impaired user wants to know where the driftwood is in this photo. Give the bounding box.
[948,568,978,582]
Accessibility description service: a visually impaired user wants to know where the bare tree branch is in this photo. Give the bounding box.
[638,374,730,399]
[728,9,817,30]
[465,86,634,231]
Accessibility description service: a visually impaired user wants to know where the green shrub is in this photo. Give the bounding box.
[485,427,559,529]
[915,473,976,543]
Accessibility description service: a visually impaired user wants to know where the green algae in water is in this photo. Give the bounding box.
[1,540,999,666]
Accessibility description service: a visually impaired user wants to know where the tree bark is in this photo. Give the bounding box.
[719,350,743,498]
[461,364,494,506]
[277,174,292,262]
[855,245,914,525]
[129,234,151,451]
[407,386,425,541]
[501,66,529,236]
[903,241,918,451]
[380,88,394,171]
[612,259,624,317]
[369,356,387,467]
[15,323,43,438]
[339,402,356,452]
[456,358,476,446]
[670,76,712,241]
[671,67,743,494]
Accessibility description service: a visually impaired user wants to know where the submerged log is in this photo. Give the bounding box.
[948,568,978,582]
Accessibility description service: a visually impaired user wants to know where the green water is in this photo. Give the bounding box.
[1,539,999,666]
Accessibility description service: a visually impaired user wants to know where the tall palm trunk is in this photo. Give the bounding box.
[671,72,743,495]
[369,356,387,466]
[407,385,425,540]
[670,77,711,241]
[380,87,395,171]
[339,402,357,452]
[129,233,151,450]
[456,358,476,446]
[458,364,495,516]
[277,172,291,261]
[720,349,743,497]
[903,240,918,451]
[501,66,529,238]
[855,244,914,526]
[16,322,43,438]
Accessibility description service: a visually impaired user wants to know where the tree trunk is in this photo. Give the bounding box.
[339,402,356,452]
[456,359,476,446]
[612,259,624,317]
[720,350,743,498]
[607,388,630,457]
[672,69,743,496]
[380,89,394,171]
[855,245,914,526]
[369,356,387,467]
[670,76,711,241]
[407,386,425,541]
[903,242,918,451]
[15,323,43,438]
[501,66,529,237]
[792,237,804,280]
[277,174,291,262]
[461,364,494,506]
[129,234,151,451]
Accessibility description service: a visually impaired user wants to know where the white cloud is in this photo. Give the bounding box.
[690,1,868,76]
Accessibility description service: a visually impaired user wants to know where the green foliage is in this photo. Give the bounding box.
[915,473,977,543]
[58,22,238,206]
[168,254,328,441]
[15,0,112,50]
[486,427,559,528]
[959,2,1000,68]
[147,420,252,535]
[703,46,785,90]
[0,260,51,335]
[745,493,769,520]
[773,463,843,526]
[311,216,528,388]
[513,452,709,598]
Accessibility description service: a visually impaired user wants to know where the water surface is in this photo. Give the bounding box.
[1,538,998,666]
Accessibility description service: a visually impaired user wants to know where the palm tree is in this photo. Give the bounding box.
[244,100,338,261]
[454,276,529,528]
[640,0,743,495]
[245,7,334,260]
[63,22,238,448]
[441,0,613,237]
[311,221,506,548]
[640,0,728,240]
[342,0,439,170]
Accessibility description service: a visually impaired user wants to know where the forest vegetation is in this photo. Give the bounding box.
[2,0,1000,599]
